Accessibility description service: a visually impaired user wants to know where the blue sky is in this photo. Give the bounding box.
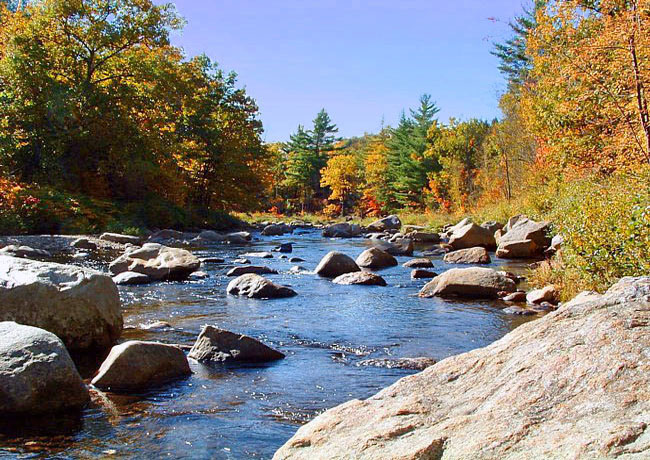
[162,1,527,142]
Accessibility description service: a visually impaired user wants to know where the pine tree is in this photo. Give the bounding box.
[386,94,440,208]
[308,109,341,195]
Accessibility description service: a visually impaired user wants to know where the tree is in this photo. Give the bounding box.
[386,94,440,208]
[320,154,360,216]
[361,130,391,215]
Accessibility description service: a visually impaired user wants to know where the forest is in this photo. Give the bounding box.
[0,0,649,295]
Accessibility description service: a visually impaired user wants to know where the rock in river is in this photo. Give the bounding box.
[496,217,551,258]
[322,223,363,238]
[366,215,401,232]
[0,256,122,351]
[411,269,437,279]
[447,222,496,250]
[355,247,397,270]
[443,246,491,264]
[226,265,278,277]
[0,322,89,415]
[419,267,515,299]
[91,341,191,391]
[274,276,650,460]
[227,274,297,299]
[332,271,387,286]
[189,325,285,363]
[315,251,361,278]
[113,271,151,285]
[403,258,434,268]
[99,232,142,245]
[357,357,437,371]
[0,245,51,259]
[109,243,200,281]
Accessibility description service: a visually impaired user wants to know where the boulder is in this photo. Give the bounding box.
[322,223,363,238]
[443,247,491,264]
[443,217,472,237]
[227,274,297,299]
[526,285,559,305]
[402,225,426,233]
[411,269,437,279]
[0,245,51,259]
[371,239,414,256]
[262,223,292,236]
[112,271,151,285]
[0,322,89,414]
[233,258,251,265]
[406,231,441,243]
[99,232,142,245]
[226,265,278,277]
[497,218,551,258]
[315,252,361,278]
[225,232,251,244]
[503,291,527,302]
[149,229,184,241]
[200,257,225,264]
[188,271,209,280]
[332,272,387,286]
[419,267,516,299]
[367,215,401,232]
[495,239,538,259]
[503,214,527,233]
[403,258,434,268]
[357,357,437,371]
[503,306,537,316]
[274,243,293,253]
[91,341,191,391]
[196,230,225,241]
[188,325,285,363]
[0,256,122,351]
[242,251,273,259]
[355,248,397,270]
[289,265,309,274]
[289,257,305,263]
[71,238,97,251]
[448,223,496,250]
[481,221,503,234]
[545,234,564,255]
[109,243,200,281]
[274,277,650,460]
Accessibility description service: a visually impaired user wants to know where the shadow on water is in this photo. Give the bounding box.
[1,229,543,459]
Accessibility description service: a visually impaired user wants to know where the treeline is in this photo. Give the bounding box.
[0,0,268,233]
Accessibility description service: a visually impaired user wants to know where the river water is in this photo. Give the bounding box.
[0,229,536,459]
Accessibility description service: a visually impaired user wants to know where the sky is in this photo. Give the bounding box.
[161,1,527,142]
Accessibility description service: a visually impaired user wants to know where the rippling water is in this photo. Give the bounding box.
[0,230,537,459]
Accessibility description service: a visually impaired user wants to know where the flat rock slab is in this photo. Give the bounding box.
[189,325,285,363]
[403,258,434,268]
[420,267,515,299]
[100,233,142,245]
[274,277,650,460]
[113,271,151,285]
[242,252,273,259]
[357,357,437,370]
[443,247,491,264]
[91,341,191,391]
[0,322,89,414]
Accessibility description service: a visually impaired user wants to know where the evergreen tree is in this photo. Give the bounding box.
[282,125,314,211]
[386,94,440,207]
[308,109,341,194]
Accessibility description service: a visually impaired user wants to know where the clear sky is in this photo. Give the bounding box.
[161,1,526,142]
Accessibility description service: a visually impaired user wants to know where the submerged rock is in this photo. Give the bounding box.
[188,325,285,363]
[355,247,397,270]
[332,271,387,286]
[0,322,89,414]
[226,265,277,276]
[443,247,491,264]
[227,274,297,299]
[242,251,273,259]
[357,357,437,371]
[274,243,293,253]
[315,251,361,278]
[419,267,515,299]
[274,277,650,460]
[0,256,122,351]
[91,341,191,391]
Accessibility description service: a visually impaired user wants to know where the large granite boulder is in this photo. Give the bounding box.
[0,256,122,351]
[274,277,650,460]
[109,243,200,281]
[315,252,361,278]
[188,325,285,363]
[448,223,496,250]
[322,223,363,238]
[227,274,297,299]
[367,215,401,232]
[355,248,397,270]
[332,271,387,286]
[443,247,491,264]
[262,223,292,236]
[496,217,551,258]
[419,267,515,299]
[91,341,191,391]
[0,322,89,414]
